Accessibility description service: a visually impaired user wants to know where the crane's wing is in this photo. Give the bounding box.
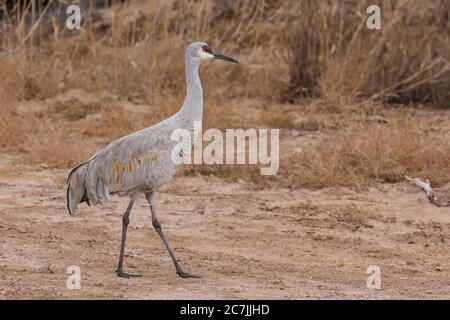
[84,128,175,205]
[66,120,181,215]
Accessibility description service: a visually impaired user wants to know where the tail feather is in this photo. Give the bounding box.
[67,161,90,215]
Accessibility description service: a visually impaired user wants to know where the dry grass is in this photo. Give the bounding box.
[283,116,450,189]
[0,61,26,149]
[0,0,449,189]
[180,112,450,190]
[287,0,450,108]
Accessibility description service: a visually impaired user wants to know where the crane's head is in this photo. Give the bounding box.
[186,42,239,64]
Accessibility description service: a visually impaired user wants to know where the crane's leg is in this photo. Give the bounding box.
[116,194,142,278]
[145,191,201,279]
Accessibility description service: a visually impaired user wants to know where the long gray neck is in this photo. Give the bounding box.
[176,57,203,135]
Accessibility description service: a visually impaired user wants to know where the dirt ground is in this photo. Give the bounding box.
[0,167,449,299]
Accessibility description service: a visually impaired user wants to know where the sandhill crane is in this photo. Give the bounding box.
[66,42,238,278]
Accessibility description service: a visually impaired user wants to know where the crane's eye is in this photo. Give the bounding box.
[202,45,213,54]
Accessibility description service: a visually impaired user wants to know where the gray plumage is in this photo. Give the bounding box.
[66,41,238,278]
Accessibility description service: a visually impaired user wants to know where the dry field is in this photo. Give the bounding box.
[0,0,449,299]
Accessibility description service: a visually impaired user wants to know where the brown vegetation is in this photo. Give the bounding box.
[0,0,449,189]
[286,115,450,188]
[288,0,450,107]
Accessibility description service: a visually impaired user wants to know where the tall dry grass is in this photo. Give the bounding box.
[0,0,449,188]
[287,0,450,108]
[0,0,288,101]
[0,0,288,162]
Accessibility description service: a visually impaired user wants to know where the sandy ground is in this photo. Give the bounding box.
[0,168,449,300]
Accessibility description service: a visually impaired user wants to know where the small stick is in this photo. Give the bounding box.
[405,176,450,207]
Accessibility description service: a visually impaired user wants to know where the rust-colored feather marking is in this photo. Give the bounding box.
[115,162,125,173]
[112,160,125,188]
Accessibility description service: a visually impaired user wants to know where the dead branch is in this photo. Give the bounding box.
[405,176,450,207]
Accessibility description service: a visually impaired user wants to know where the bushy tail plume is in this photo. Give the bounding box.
[66,162,90,216]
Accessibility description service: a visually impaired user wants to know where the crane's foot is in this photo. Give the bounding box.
[116,269,142,278]
[176,269,202,279]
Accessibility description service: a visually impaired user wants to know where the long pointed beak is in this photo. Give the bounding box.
[213,52,239,63]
